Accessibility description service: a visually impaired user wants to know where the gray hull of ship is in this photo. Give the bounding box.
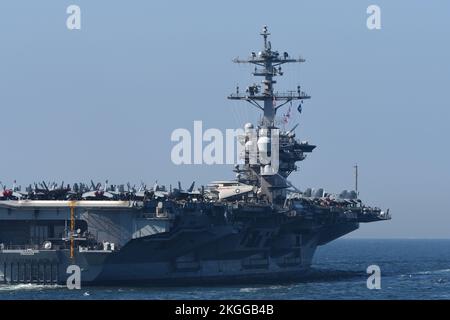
[0,222,358,286]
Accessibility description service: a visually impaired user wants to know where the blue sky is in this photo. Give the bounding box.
[0,1,449,238]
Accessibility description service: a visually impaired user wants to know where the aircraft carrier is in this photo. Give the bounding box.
[0,27,390,286]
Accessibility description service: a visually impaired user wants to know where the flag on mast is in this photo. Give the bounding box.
[283,104,292,124]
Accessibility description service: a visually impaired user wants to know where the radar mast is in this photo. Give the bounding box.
[228,26,315,205]
[228,25,310,127]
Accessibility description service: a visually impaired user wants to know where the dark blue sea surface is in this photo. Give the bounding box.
[1,239,449,300]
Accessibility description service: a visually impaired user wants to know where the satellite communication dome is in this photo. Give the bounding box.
[257,136,271,152]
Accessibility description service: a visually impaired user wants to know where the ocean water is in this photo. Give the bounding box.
[0,239,449,300]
